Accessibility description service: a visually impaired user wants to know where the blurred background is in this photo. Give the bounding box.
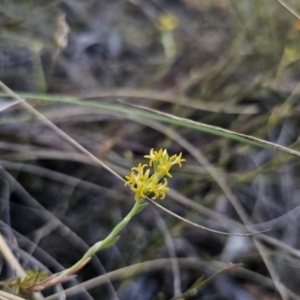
[1,0,300,299]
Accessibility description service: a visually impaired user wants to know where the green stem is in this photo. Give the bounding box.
[57,199,143,279]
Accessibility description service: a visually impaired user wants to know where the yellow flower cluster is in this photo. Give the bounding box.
[156,13,179,31]
[125,149,185,201]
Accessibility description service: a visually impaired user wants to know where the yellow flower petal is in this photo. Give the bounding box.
[132,163,148,173]
[170,152,185,167]
[151,178,169,199]
[158,163,172,177]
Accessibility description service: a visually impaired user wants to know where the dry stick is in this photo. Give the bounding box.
[131,117,292,300]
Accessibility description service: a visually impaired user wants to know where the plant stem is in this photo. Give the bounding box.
[57,200,143,279]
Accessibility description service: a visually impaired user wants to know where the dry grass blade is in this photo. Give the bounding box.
[0,100,20,113]
[0,234,26,278]
[76,88,259,114]
[148,199,266,237]
[0,235,44,300]
[0,290,26,300]
[0,81,124,183]
[45,257,299,300]
[129,104,300,159]
[44,258,214,300]
[277,0,300,18]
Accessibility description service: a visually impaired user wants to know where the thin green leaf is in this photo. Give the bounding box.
[99,236,120,250]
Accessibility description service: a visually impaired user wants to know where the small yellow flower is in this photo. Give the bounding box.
[170,152,185,167]
[131,181,147,201]
[125,149,185,201]
[144,148,163,166]
[156,14,179,31]
[151,178,169,200]
[124,172,137,186]
[132,163,148,173]
[125,163,148,186]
